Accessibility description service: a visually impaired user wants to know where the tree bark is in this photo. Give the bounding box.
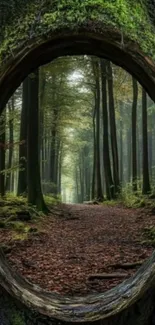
[0,250,155,324]
[0,111,6,197]
[92,106,96,200]
[17,77,28,196]
[5,97,14,192]
[119,101,123,186]
[100,59,114,200]
[142,88,151,194]
[132,77,138,192]
[107,61,120,195]
[27,70,48,212]
[94,60,103,201]
[127,128,131,183]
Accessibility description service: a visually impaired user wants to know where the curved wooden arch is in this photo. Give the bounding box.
[0,248,155,323]
[0,26,155,324]
[0,28,155,114]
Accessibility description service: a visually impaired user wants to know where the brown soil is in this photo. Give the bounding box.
[0,203,155,296]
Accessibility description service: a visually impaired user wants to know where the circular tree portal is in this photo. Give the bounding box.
[0,1,155,324]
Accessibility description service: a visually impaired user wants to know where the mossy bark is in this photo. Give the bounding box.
[0,285,155,325]
[1,250,155,324]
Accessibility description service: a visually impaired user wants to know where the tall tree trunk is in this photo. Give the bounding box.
[100,59,114,200]
[27,70,48,212]
[137,126,141,181]
[92,106,96,200]
[0,111,6,197]
[127,128,132,183]
[119,101,123,186]
[94,61,103,201]
[75,167,79,203]
[107,61,120,194]
[50,127,57,195]
[132,77,138,192]
[84,146,90,201]
[58,147,62,195]
[142,88,151,194]
[148,124,152,181]
[39,67,46,185]
[49,74,58,196]
[17,78,28,196]
[6,97,14,191]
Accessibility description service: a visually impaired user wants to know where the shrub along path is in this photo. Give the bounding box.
[0,203,155,296]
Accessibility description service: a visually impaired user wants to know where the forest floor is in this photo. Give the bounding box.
[0,202,155,296]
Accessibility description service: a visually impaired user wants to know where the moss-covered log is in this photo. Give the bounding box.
[0,249,155,324]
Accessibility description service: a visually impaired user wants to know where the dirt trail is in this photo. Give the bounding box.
[1,203,155,296]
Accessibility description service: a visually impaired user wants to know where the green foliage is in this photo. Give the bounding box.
[6,221,30,232]
[44,194,61,205]
[0,0,154,64]
[0,194,40,223]
[142,226,155,247]
[119,183,155,208]
[120,193,147,208]
[102,200,119,207]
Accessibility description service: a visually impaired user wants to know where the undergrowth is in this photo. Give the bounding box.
[102,183,155,209]
[0,193,61,233]
[0,195,41,239]
[142,226,155,246]
[44,194,61,205]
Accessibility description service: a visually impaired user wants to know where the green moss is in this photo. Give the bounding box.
[11,312,25,325]
[6,221,30,232]
[142,226,155,247]
[44,194,61,205]
[0,0,154,66]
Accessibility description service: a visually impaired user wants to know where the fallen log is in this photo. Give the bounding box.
[110,261,144,270]
[83,200,99,205]
[88,272,127,280]
[0,249,155,324]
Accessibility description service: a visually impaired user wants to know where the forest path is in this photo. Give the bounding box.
[2,203,155,296]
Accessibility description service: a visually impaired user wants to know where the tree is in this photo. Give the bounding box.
[5,97,14,191]
[132,77,138,192]
[0,111,6,197]
[142,88,151,194]
[107,61,120,194]
[100,59,114,199]
[27,70,48,212]
[92,58,103,201]
[17,78,28,196]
